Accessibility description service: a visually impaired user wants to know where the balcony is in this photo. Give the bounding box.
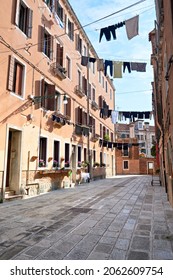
[50,62,67,80]
[91,101,99,111]
[74,85,85,98]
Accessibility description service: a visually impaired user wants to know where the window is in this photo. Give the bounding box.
[138,122,143,129]
[76,34,82,54]
[99,72,102,84]
[83,45,87,56]
[102,76,104,88]
[43,30,53,59]
[123,145,129,157]
[110,89,112,100]
[100,124,103,138]
[66,56,71,79]
[84,148,87,162]
[100,152,103,166]
[123,160,129,170]
[64,98,71,118]
[40,80,55,110]
[39,137,47,167]
[82,76,87,96]
[66,17,74,40]
[55,91,61,112]
[105,81,108,93]
[77,69,82,88]
[7,56,25,97]
[15,0,33,38]
[56,43,64,67]
[92,87,96,101]
[78,146,82,167]
[53,141,60,168]
[65,143,70,168]
[93,150,96,163]
[55,1,64,22]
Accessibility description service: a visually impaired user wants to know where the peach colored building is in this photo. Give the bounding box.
[0,0,116,201]
[149,0,173,206]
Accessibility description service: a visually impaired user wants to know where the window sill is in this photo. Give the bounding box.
[38,169,69,174]
[10,91,24,100]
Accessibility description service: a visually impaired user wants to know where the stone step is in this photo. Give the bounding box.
[5,190,15,197]
[5,194,23,201]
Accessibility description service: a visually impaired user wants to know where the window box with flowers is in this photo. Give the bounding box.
[39,159,46,168]
[78,161,82,168]
[53,160,59,168]
[81,161,90,168]
[93,162,100,168]
[65,161,70,168]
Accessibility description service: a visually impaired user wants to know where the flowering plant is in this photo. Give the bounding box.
[53,160,59,168]
[39,159,45,167]
[78,161,82,167]
[65,160,70,168]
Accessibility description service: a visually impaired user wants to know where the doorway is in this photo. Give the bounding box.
[148,162,154,175]
[5,129,22,194]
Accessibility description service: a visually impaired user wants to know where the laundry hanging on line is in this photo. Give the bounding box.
[118,111,152,122]
[99,15,139,43]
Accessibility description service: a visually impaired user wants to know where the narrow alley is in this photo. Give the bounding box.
[0,175,173,260]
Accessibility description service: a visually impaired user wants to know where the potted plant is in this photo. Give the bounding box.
[104,134,110,141]
[81,160,90,168]
[65,160,70,168]
[39,159,45,167]
[53,160,59,168]
[78,161,82,167]
[93,162,100,168]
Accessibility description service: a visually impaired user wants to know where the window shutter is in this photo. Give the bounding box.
[99,95,103,108]
[34,80,42,109]
[41,79,45,108]
[75,107,79,124]
[15,0,20,26]
[7,56,15,91]
[57,44,63,66]
[66,98,71,118]
[38,25,44,52]
[50,35,54,61]
[88,83,91,99]
[47,84,55,111]
[64,14,67,33]
[71,23,74,41]
[75,34,79,51]
[26,9,33,38]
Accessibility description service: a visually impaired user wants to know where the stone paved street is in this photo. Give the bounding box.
[0,175,173,260]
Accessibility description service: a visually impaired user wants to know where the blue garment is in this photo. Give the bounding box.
[104,60,113,76]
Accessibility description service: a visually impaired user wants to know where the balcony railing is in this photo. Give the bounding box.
[50,62,67,80]
[74,85,85,98]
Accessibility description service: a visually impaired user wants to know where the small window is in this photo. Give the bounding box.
[15,0,33,38]
[43,30,53,59]
[40,80,55,110]
[53,140,60,168]
[67,18,74,40]
[78,146,82,167]
[123,146,129,157]
[123,160,129,170]
[55,1,64,21]
[76,34,82,54]
[7,56,25,97]
[110,89,112,100]
[65,143,70,168]
[39,137,47,167]
[56,43,64,67]
[92,87,96,101]
[105,81,108,93]
[66,56,71,79]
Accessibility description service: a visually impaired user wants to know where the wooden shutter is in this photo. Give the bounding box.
[38,25,44,52]
[47,84,55,111]
[98,95,103,108]
[66,98,71,118]
[88,83,91,99]
[26,9,33,38]
[34,80,41,109]
[75,34,79,51]
[49,35,54,60]
[15,0,20,26]
[56,44,63,66]
[7,56,15,91]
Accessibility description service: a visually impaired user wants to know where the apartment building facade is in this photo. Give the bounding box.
[149,0,173,206]
[115,121,156,175]
[0,0,116,200]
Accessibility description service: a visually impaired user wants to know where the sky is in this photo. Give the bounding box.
[68,0,156,123]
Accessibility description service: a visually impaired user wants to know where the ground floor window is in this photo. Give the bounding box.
[53,140,60,168]
[123,160,129,170]
[78,146,82,167]
[65,143,70,168]
[39,137,47,167]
